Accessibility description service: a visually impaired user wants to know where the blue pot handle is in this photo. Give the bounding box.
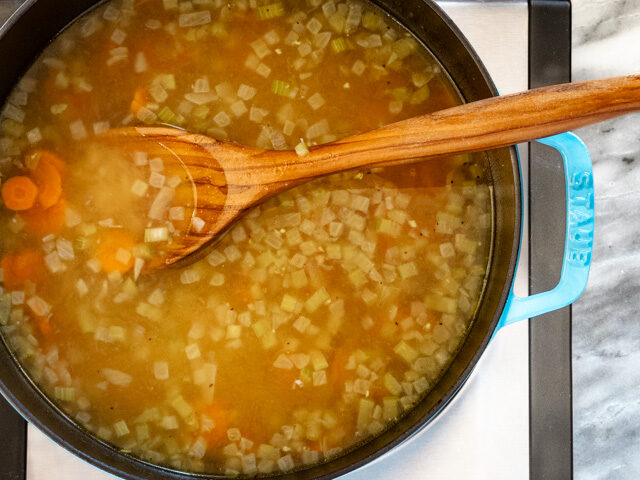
[500,132,594,327]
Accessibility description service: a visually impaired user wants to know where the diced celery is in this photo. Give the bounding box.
[271,80,291,96]
[394,340,419,364]
[157,73,176,90]
[54,386,75,401]
[330,37,351,53]
[383,372,402,396]
[376,218,402,237]
[113,420,129,437]
[261,330,278,349]
[326,244,342,260]
[280,294,298,313]
[78,223,97,236]
[169,395,194,420]
[392,38,417,60]
[158,106,176,123]
[361,288,378,306]
[210,22,228,37]
[257,3,284,20]
[291,269,308,288]
[252,318,270,338]
[362,11,381,30]
[357,398,375,432]
[410,84,430,105]
[192,104,210,120]
[78,308,96,334]
[348,269,367,288]
[257,443,278,460]
[383,397,399,421]
[455,233,478,255]
[136,424,149,442]
[328,12,346,33]
[135,302,162,321]
[310,350,328,371]
[397,262,418,279]
[109,325,126,342]
[423,294,457,314]
[305,287,329,313]
[390,87,409,102]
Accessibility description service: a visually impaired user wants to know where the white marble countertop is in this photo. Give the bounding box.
[572,1,640,479]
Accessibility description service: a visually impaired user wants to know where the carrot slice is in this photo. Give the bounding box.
[27,150,66,178]
[38,319,51,335]
[2,176,38,211]
[202,403,229,446]
[21,197,67,236]
[26,150,65,175]
[95,230,136,273]
[1,249,45,290]
[130,87,148,115]
[32,157,62,209]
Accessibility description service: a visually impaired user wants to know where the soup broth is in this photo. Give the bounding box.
[0,0,492,475]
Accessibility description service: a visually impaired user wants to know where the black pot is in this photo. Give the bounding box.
[0,1,593,479]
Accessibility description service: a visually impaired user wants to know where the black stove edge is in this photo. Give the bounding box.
[528,1,573,480]
[0,393,27,480]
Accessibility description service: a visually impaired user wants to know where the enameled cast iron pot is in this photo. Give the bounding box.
[0,1,595,479]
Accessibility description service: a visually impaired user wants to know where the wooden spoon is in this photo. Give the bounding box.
[105,74,640,268]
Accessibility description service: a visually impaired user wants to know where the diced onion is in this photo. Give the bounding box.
[179,11,211,28]
[295,139,309,156]
[153,361,169,380]
[148,187,174,220]
[185,343,201,360]
[130,179,149,197]
[145,227,168,243]
[102,368,132,386]
[26,296,51,317]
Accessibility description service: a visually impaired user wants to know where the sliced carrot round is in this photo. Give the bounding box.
[32,157,62,209]
[2,176,38,211]
[21,197,67,236]
[1,249,45,290]
[26,150,66,177]
[95,230,136,273]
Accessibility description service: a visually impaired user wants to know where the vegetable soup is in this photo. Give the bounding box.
[0,0,492,475]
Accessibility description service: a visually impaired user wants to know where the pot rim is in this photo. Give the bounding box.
[0,1,521,479]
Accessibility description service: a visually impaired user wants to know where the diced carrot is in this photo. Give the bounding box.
[2,176,38,211]
[21,197,67,236]
[95,230,136,273]
[202,403,229,445]
[32,156,62,209]
[130,87,148,115]
[1,249,45,290]
[38,319,51,335]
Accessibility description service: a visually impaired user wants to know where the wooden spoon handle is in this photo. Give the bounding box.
[282,74,640,178]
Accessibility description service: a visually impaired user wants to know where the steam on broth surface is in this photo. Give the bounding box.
[0,0,491,475]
